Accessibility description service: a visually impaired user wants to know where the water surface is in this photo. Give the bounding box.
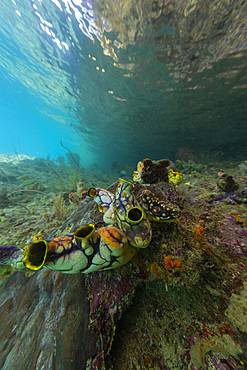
[0,0,246,167]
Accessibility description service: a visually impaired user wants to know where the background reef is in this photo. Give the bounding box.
[0,155,247,369]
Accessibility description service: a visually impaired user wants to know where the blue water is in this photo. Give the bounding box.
[0,0,95,163]
[0,0,247,168]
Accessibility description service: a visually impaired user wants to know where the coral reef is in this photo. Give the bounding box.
[189,333,242,368]
[133,158,170,184]
[0,156,247,369]
[226,281,247,333]
[217,171,239,193]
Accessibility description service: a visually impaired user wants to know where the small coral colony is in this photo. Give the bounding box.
[0,158,183,275]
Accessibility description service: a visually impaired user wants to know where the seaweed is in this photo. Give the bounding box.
[46,161,65,191]
[60,140,83,173]
[53,193,67,220]
[0,167,12,187]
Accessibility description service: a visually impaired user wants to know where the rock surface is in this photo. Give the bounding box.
[0,270,98,369]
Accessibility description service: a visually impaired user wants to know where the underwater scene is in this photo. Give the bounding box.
[0,0,247,369]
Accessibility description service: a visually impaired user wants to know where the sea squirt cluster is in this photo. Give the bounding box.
[0,170,181,275]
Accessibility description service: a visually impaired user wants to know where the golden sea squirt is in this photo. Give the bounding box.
[168,169,183,186]
[140,189,181,222]
[113,179,152,248]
